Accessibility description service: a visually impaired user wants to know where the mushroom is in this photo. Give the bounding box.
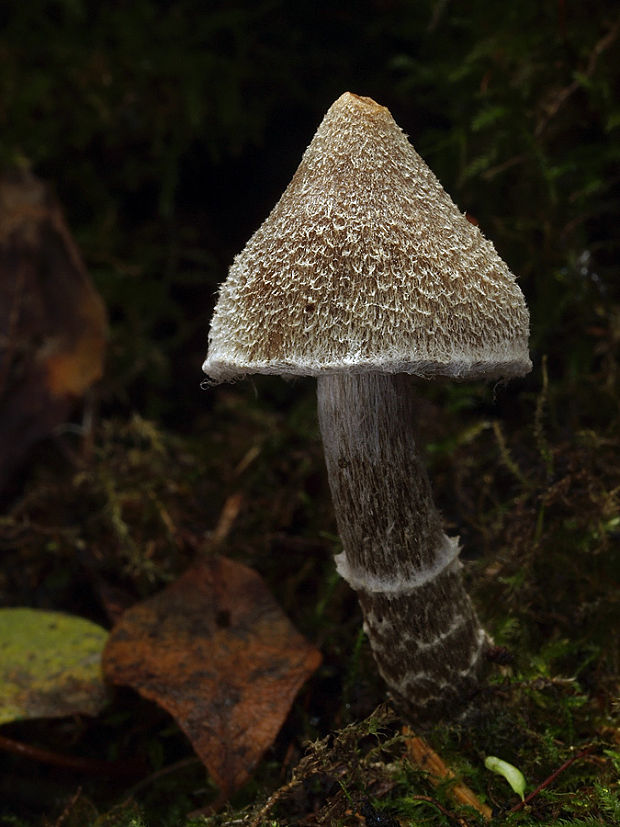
[203,93,531,724]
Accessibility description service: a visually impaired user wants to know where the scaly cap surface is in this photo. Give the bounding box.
[203,93,531,382]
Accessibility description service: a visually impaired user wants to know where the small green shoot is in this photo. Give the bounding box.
[484,755,527,801]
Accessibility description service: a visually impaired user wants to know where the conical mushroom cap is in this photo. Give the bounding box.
[203,92,531,382]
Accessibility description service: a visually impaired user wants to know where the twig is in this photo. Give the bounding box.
[209,492,244,548]
[481,153,528,182]
[0,733,143,777]
[123,755,201,798]
[53,786,83,827]
[507,744,596,814]
[406,794,471,827]
[403,727,492,821]
[247,774,301,827]
[535,15,620,137]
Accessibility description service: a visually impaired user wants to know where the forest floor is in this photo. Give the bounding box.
[1,341,618,826]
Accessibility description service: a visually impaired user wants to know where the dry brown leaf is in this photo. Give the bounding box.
[0,169,107,490]
[102,556,322,796]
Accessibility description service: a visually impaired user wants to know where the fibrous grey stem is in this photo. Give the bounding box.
[317,372,490,724]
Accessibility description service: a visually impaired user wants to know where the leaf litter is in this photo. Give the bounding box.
[0,607,110,723]
[103,555,322,797]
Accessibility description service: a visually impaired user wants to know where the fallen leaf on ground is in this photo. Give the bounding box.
[102,556,322,796]
[0,168,107,491]
[0,608,110,724]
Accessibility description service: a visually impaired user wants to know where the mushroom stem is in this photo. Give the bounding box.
[317,372,490,724]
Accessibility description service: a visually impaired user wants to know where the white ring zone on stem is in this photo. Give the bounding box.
[334,532,461,595]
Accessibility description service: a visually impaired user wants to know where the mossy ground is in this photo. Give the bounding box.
[0,348,617,825]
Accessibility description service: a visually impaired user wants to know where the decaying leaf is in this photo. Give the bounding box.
[102,556,322,795]
[0,168,107,490]
[0,608,110,724]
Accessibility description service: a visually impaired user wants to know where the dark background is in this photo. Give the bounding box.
[2,0,618,426]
